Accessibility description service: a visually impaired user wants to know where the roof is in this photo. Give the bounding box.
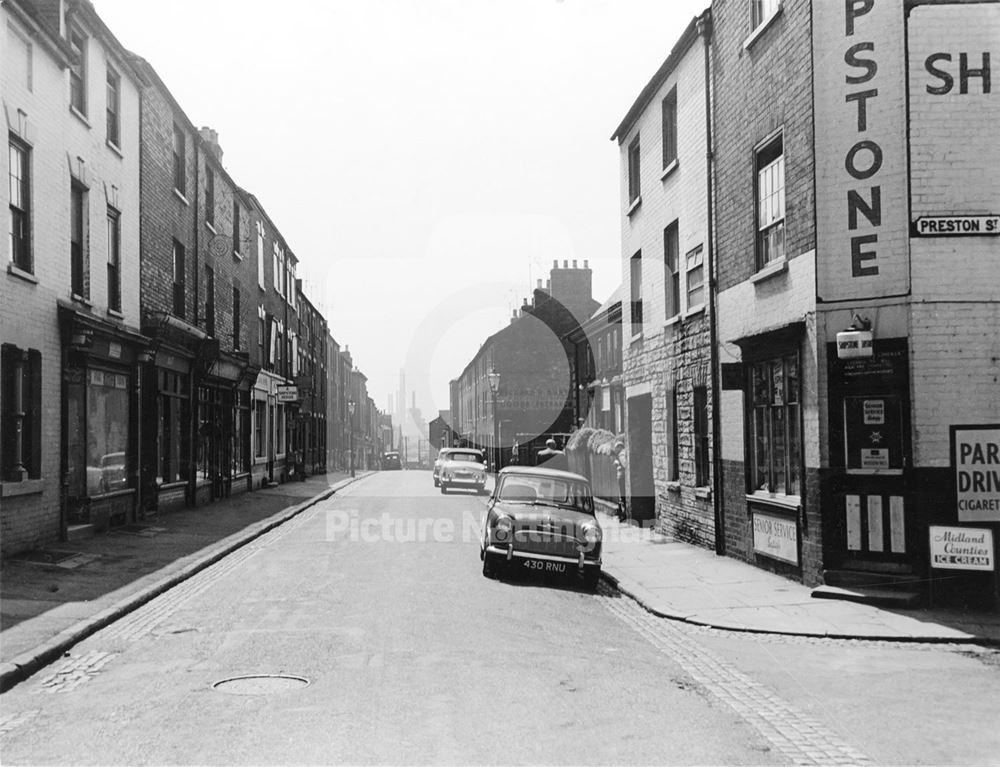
[610,10,709,143]
[497,466,589,484]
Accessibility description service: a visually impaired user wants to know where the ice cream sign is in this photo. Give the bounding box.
[952,425,1000,522]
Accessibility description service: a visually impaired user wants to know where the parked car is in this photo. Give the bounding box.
[438,448,486,494]
[86,451,128,495]
[480,466,602,589]
[433,447,457,487]
[383,451,402,470]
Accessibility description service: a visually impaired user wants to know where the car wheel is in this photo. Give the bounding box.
[440,484,448,494]
[433,478,439,487]
[482,551,502,579]
[583,567,601,591]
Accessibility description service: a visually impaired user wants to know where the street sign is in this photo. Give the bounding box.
[276,384,299,402]
[913,215,999,237]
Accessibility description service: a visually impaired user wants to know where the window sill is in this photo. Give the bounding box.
[629,331,643,346]
[664,313,681,329]
[90,487,134,501]
[626,196,642,217]
[751,257,788,285]
[683,304,706,320]
[694,486,712,501]
[205,221,217,235]
[107,308,124,319]
[7,263,38,284]
[106,140,123,159]
[173,189,190,206]
[665,480,681,493]
[660,159,679,181]
[1,478,45,498]
[743,3,783,51]
[157,480,187,491]
[69,104,91,128]
[746,491,800,512]
[71,293,92,308]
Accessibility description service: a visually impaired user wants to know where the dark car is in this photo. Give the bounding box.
[383,451,402,470]
[479,466,602,589]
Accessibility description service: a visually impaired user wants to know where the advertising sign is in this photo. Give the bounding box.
[752,512,799,565]
[952,425,1000,522]
[813,0,909,302]
[844,394,904,473]
[929,526,995,571]
[275,385,299,403]
[908,4,1000,222]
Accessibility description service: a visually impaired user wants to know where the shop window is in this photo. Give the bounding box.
[9,135,32,273]
[65,368,130,496]
[748,353,801,496]
[233,390,250,475]
[157,370,190,484]
[254,399,266,458]
[1,345,42,480]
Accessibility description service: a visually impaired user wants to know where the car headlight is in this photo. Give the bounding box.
[581,523,602,545]
[494,515,513,542]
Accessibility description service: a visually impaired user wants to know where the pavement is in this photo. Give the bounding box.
[595,500,1000,644]
[3,473,998,693]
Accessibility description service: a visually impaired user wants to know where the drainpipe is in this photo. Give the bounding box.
[190,130,201,506]
[699,12,725,556]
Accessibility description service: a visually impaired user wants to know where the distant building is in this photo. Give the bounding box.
[566,287,623,435]
[429,411,455,451]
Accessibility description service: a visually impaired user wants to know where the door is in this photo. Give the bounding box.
[627,393,655,522]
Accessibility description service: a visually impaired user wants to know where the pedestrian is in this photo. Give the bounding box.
[613,440,628,523]
[536,437,568,472]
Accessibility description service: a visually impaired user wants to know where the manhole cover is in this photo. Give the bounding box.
[211,674,310,695]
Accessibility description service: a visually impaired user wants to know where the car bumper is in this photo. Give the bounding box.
[443,476,485,486]
[485,544,601,568]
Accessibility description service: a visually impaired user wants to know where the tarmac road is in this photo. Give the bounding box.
[0,471,997,765]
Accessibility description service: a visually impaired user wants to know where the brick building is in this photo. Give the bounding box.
[294,288,327,476]
[566,287,623,435]
[613,10,716,532]
[451,260,598,469]
[2,0,148,554]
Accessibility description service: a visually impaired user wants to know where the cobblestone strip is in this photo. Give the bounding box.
[250,504,323,548]
[599,587,874,766]
[30,651,118,695]
[103,545,260,643]
[0,709,39,735]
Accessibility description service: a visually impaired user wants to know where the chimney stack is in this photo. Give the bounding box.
[199,126,223,161]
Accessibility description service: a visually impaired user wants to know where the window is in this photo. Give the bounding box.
[172,124,185,194]
[65,368,130,496]
[157,369,189,484]
[233,390,250,475]
[204,265,215,336]
[664,221,679,318]
[172,239,185,317]
[749,354,801,496]
[273,242,285,296]
[629,251,643,330]
[694,385,710,487]
[258,305,265,355]
[232,285,241,351]
[71,182,87,298]
[756,133,785,269]
[9,136,31,273]
[205,166,215,227]
[232,200,241,255]
[254,399,266,458]
[69,26,87,115]
[686,245,705,309]
[276,403,285,455]
[751,0,782,31]
[106,207,121,311]
[1,345,42,480]
[668,388,679,482]
[662,87,677,169]
[627,136,641,204]
[256,220,265,287]
[106,68,120,147]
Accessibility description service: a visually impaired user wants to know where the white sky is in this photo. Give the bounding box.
[94,0,708,419]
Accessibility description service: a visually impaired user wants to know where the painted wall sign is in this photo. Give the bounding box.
[929,525,995,571]
[275,385,299,402]
[952,425,1000,522]
[908,4,1000,222]
[752,511,799,565]
[913,216,1000,237]
[814,0,909,302]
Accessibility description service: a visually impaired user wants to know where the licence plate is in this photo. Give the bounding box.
[522,559,566,573]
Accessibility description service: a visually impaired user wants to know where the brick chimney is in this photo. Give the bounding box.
[549,258,593,318]
[199,126,223,162]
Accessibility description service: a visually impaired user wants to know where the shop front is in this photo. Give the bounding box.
[59,303,149,533]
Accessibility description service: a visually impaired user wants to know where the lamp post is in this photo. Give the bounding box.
[348,399,356,478]
[487,368,500,473]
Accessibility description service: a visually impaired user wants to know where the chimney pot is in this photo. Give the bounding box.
[563,260,568,268]
[572,259,578,268]
[553,260,558,268]
[537,279,542,288]
[584,259,589,268]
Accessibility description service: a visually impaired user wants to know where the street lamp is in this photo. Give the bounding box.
[348,399,356,478]
[487,368,500,473]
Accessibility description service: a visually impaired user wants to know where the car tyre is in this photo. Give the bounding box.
[583,567,601,591]
[482,551,503,579]
[433,478,440,487]
[440,484,448,494]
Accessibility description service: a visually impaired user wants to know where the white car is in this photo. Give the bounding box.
[438,448,487,494]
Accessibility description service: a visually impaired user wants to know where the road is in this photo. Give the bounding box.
[1,471,998,765]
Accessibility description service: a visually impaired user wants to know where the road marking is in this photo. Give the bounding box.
[598,585,873,765]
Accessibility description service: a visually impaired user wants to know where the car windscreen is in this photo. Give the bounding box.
[497,476,593,514]
[449,453,483,463]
